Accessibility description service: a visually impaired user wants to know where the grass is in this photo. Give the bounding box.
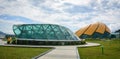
[78,39,120,59]
[0,46,51,59]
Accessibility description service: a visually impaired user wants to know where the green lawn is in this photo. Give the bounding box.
[78,39,120,59]
[0,46,51,59]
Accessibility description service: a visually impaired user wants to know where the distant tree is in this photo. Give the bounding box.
[110,34,116,38]
[115,29,120,38]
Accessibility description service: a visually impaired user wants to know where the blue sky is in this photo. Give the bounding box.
[0,0,120,34]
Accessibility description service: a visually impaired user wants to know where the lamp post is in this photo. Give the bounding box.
[101,45,104,55]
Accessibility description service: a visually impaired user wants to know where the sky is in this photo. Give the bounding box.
[0,0,120,34]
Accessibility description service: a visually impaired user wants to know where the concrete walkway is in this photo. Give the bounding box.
[37,46,79,59]
[0,39,100,59]
[37,43,100,59]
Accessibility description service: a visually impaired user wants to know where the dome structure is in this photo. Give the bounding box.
[13,24,82,45]
[75,22,111,39]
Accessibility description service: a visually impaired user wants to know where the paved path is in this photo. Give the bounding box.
[0,39,100,59]
[37,46,79,59]
[37,43,100,59]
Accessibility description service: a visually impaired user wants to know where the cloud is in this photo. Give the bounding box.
[0,0,120,34]
[64,5,95,14]
[0,19,24,34]
[109,23,120,32]
[61,0,91,6]
[0,14,37,23]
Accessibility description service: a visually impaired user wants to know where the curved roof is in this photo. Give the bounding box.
[13,24,80,41]
[75,22,111,37]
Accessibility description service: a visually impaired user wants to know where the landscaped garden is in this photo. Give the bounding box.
[0,46,51,59]
[78,39,120,59]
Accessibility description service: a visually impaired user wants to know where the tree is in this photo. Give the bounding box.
[115,29,120,38]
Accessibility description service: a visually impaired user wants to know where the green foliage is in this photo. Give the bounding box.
[0,46,51,59]
[78,39,120,59]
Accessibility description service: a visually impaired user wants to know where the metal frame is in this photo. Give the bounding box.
[13,24,80,41]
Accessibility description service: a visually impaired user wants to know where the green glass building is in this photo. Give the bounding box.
[13,24,82,45]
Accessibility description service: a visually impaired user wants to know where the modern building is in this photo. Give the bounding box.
[75,22,111,39]
[13,24,82,45]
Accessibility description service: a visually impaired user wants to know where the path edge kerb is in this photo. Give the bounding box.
[32,47,55,59]
[76,47,80,59]
[0,41,101,59]
[76,42,101,59]
[0,44,55,59]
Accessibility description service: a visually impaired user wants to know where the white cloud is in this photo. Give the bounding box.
[91,10,120,23]
[61,0,91,5]
[0,0,120,34]
[0,19,25,34]
[109,23,120,32]
[0,19,24,24]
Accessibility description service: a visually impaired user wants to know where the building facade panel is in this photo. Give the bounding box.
[75,22,111,39]
[76,25,90,37]
[96,22,105,34]
[13,24,80,41]
[84,23,98,35]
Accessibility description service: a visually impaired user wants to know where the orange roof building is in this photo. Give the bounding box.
[75,22,111,39]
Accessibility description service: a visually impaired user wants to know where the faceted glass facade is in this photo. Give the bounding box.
[13,24,80,41]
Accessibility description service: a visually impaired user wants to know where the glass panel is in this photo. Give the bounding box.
[13,24,80,41]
